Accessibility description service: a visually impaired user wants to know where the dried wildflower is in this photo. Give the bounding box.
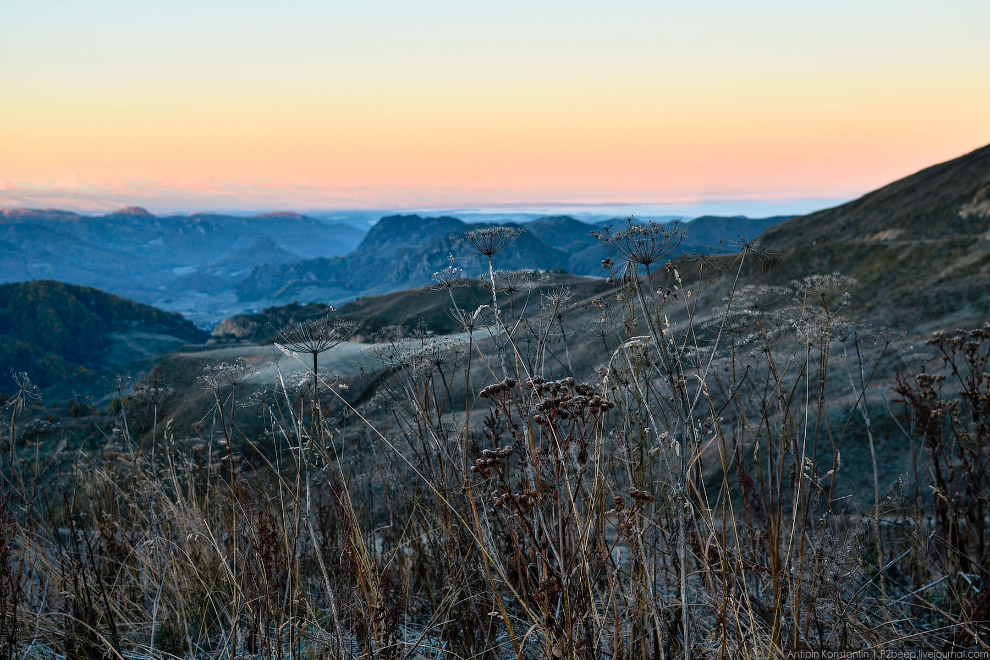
[448,305,487,333]
[629,487,655,504]
[368,335,405,368]
[431,253,467,291]
[470,445,515,476]
[792,273,856,310]
[586,317,611,343]
[421,338,467,368]
[273,308,358,356]
[5,370,41,409]
[454,226,520,257]
[492,487,537,513]
[788,305,836,346]
[737,284,791,312]
[132,382,175,405]
[681,250,725,271]
[530,376,614,424]
[616,520,636,537]
[490,269,546,294]
[722,236,777,262]
[199,358,258,390]
[543,286,573,308]
[372,336,465,379]
[592,217,684,267]
[431,265,466,290]
[399,338,467,377]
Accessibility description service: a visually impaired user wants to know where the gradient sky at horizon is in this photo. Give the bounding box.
[2,0,989,214]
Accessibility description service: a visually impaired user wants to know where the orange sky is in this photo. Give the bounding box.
[2,1,989,213]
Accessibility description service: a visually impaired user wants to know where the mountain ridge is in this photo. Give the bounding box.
[234,213,788,306]
[687,143,990,329]
[0,207,367,324]
[758,144,990,250]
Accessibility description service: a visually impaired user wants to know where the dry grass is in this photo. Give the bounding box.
[1,222,988,659]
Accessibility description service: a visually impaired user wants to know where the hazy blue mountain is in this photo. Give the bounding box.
[167,237,302,296]
[0,207,366,307]
[0,205,788,326]
[683,215,791,250]
[218,144,990,350]
[234,215,573,303]
[357,214,467,251]
[233,213,787,306]
[531,213,793,275]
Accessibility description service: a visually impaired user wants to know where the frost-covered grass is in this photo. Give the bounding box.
[2,222,988,659]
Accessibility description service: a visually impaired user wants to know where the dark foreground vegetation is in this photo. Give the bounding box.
[1,221,988,659]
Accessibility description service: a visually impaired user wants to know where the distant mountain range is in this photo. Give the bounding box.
[233,214,787,306]
[226,143,990,345]
[0,206,366,322]
[0,205,785,325]
[3,142,988,393]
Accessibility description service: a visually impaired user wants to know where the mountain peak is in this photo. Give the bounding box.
[358,214,466,251]
[112,206,154,217]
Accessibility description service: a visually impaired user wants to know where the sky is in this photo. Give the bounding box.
[2,0,989,215]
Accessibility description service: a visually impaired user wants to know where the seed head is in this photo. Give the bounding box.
[490,269,546,294]
[792,273,856,309]
[6,370,41,408]
[199,358,258,390]
[454,226,520,257]
[431,254,467,290]
[593,217,684,267]
[543,286,574,308]
[133,381,175,405]
[272,309,358,356]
